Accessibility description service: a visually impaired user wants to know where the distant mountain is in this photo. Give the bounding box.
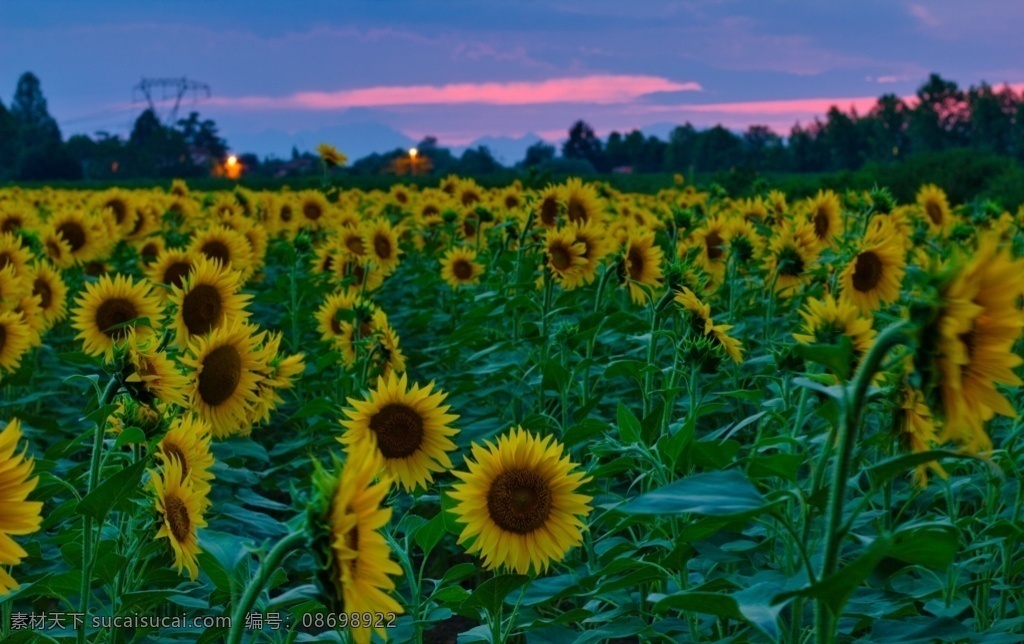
[227,122,415,160]
[451,133,545,165]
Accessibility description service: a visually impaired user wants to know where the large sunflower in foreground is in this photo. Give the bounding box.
[149,457,207,580]
[440,246,484,288]
[932,234,1024,453]
[839,223,906,313]
[169,256,252,348]
[340,372,459,491]
[450,427,592,574]
[313,448,403,644]
[622,230,664,305]
[71,273,164,359]
[0,311,33,378]
[0,418,43,595]
[180,319,272,439]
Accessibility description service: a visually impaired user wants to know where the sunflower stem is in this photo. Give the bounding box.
[814,322,908,644]
[78,374,121,644]
[226,530,306,644]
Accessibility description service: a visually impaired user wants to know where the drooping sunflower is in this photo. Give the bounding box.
[673,287,743,363]
[314,447,403,644]
[792,293,876,354]
[363,219,402,273]
[725,217,764,265]
[157,415,215,506]
[622,230,664,305]
[544,227,587,285]
[839,224,906,313]
[149,456,208,580]
[440,247,484,288]
[123,329,190,407]
[180,319,272,439]
[339,372,459,492]
[71,273,164,359]
[169,256,252,348]
[317,143,347,168]
[145,249,197,299]
[896,385,946,487]
[916,184,953,235]
[449,427,593,574]
[370,310,406,378]
[0,418,43,595]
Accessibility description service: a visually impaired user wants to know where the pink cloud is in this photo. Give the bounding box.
[206,75,701,110]
[907,4,941,28]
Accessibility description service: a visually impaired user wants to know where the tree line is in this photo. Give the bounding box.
[3,71,1024,182]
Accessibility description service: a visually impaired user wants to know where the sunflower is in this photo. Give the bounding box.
[180,319,272,439]
[370,311,406,378]
[690,216,729,286]
[0,418,43,595]
[41,231,73,269]
[622,230,664,305]
[169,256,252,348]
[297,191,333,230]
[792,294,876,354]
[134,236,167,267]
[0,204,37,236]
[931,234,1024,453]
[316,289,367,350]
[563,178,605,226]
[145,249,196,301]
[317,143,347,168]
[725,217,764,265]
[149,456,208,580]
[896,386,946,487]
[363,219,402,273]
[0,265,25,308]
[544,227,587,285]
[916,184,953,235]
[440,246,483,288]
[449,427,592,574]
[673,287,743,363]
[804,190,842,249]
[47,210,103,264]
[839,224,906,313]
[340,372,459,492]
[765,222,818,296]
[93,188,136,235]
[0,233,32,280]
[123,330,190,408]
[456,179,483,208]
[187,225,253,278]
[316,447,403,644]
[157,415,215,506]
[561,220,610,289]
[71,274,164,359]
[536,184,564,229]
[339,226,368,259]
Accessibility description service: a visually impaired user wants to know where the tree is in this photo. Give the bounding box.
[0,100,17,178]
[457,146,502,174]
[664,124,697,172]
[10,72,61,148]
[788,121,828,172]
[520,141,555,168]
[866,94,910,160]
[822,106,867,170]
[694,125,743,172]
[177,111,228,160]
[563,120,608,172]
[968,83,1016,155]
[909,73,969,152]
[742,125,785,171]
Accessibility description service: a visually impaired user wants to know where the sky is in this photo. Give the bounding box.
[3,0,1024,161]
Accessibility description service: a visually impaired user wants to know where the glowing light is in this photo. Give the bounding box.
[409,148,418,158]
[226,155,238,166]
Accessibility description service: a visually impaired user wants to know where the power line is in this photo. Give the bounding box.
[132,77,211,125]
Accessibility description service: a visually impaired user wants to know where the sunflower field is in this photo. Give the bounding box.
[1,173,1023,644]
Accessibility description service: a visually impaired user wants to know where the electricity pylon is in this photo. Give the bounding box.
[132,77,211,125]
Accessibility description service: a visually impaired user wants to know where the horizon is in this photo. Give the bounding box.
[3,1,1024,161]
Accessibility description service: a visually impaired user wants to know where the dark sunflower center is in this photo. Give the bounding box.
[46,240,64,258]
[198,345,242,406]
[33,277,53,310]
[280,206,293,222]
[549,244,572,271]
[777,247,805,277]
[0,324,6,353]
[163,443,190,476]
[925,202,943,225]
[303,202,322,220]
[960,327,977,360]
[705,231,724,261]
[463,219,476,238]
[395,191,409,204]
[505,196,520,209]
[164,494,191,543]
[95,297,138,339]
[106,199,127,224]
[56,221,86,252]
[461,191,480,207]
[540,197,559,226]
[130,212,146,235]
[164,261,193,289]
[140,243,159,263]
[200,241,231,266]
[182,284,224,336]
[330,312,343,335]
[627,247,645,280]
[1,217,21,233]
[321,254,334,272]
[0,252,11,270]
[852,251,883,292]
[368,403,424,459]
[423,205,440,219]
[486,468,553,534]
[345,235,365,255]
[813,209,830,239]
[452,259,473,281]
[815,320,846,346]
[373,234,392,260]
[567,198,587,224]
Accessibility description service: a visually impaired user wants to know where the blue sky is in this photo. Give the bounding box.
[3,1,1023,160]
